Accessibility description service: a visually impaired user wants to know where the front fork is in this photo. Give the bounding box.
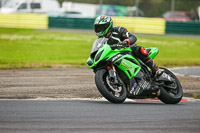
[107,64,120,85]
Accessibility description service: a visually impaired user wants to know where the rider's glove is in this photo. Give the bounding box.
[120,41,128,47]
[122,39,130,47]
[110,43,125,50]
[110,39,130,50]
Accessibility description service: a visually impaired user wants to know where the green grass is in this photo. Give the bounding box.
[0,28,200,68]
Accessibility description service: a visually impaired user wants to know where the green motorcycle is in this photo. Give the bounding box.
[87,38,183,104]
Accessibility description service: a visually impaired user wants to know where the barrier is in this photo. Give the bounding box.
[49,17,95,29]
[112,17,166,35]
[166,21,200,34]
[0,13,48,29]
[0,13,199,35]
[49,16,166,35]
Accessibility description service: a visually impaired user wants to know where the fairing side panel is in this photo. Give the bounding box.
[114,55,141,79]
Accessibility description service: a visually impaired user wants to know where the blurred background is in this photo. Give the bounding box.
[0,0,200,68]
[0,0,200,19]
[0,0,200,34]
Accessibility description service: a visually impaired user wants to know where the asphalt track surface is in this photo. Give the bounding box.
[0,67,200,133]
[0,99,200,133]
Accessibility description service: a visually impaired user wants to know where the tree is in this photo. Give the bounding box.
[57,0,66,7]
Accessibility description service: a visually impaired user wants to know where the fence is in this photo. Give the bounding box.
[0,13,200,35]
[49,17,95,29]
[166,21,200,34]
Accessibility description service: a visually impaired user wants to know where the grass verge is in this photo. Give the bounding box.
[0,28,200,68]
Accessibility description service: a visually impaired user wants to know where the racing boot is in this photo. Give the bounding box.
[144,57,168,81]
[145,57,159,75]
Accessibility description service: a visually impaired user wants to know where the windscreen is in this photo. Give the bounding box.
[90,37,108,54]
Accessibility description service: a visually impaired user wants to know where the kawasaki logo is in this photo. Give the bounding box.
[112,54,122,62]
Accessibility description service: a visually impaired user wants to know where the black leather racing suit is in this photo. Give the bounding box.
[106,26,158,73]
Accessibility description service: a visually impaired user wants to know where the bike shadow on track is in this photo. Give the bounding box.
[49,99,188,106]
[87,100,186,105]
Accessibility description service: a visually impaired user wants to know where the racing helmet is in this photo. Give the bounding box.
[94,15,113,37]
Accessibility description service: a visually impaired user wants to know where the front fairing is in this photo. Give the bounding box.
[90,37,108,54]
[87,44,124,68]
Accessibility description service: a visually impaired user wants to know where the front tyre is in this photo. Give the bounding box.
[95,69,127,103]
[158,67,183,104]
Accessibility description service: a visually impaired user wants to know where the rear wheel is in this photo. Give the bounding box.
[95,69,127,103]
[158,67,183,104]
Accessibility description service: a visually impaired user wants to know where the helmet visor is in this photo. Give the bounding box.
[94,23,110,33]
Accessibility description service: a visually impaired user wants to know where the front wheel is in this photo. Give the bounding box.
[95,69,127,103]
[158,67,183,104]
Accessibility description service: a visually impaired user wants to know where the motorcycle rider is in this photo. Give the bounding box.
[93,15,163,78]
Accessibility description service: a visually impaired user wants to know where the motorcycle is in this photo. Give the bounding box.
[87,38,183,104]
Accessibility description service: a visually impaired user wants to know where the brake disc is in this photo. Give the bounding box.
[106,76,122,93]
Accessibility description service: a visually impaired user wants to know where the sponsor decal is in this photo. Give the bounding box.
[112,54,122,62]
[134,83,137,88]
[121,59,133,69]
[130,87,134,94]
[130,83,137,94]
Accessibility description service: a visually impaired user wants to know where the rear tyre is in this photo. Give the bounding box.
[95,69,127,103]
[158,67,183,104]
